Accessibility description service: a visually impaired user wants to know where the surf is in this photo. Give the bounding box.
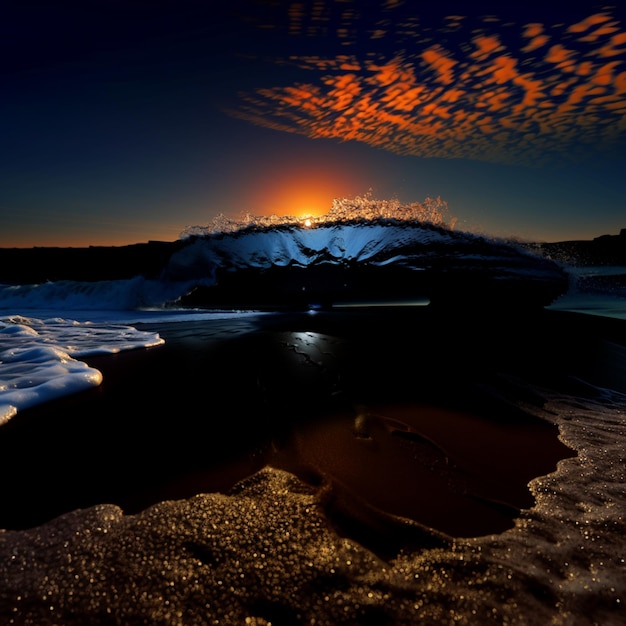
[0,196,569,312]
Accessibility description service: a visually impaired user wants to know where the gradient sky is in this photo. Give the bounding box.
[1,1,625,247]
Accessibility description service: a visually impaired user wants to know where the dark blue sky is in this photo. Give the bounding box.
[1,1,625,246]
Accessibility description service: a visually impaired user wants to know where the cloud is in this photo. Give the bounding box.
[228,5,626,165]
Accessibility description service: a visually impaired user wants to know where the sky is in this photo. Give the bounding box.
[1,0,625,247]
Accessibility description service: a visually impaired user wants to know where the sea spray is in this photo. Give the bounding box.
[180,193,456,238]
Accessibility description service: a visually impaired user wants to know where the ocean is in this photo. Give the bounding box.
[0,217,625,625]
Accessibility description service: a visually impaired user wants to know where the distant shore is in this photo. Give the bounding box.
[525,227,626,266]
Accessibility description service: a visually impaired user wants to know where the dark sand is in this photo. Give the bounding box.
[2,306,623,548]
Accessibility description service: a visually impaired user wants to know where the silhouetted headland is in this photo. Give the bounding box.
[0,240,189,285]
[527,228,626,266]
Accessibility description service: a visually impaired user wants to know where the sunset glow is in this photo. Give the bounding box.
[242,165,365,221]
[253,187,335,219]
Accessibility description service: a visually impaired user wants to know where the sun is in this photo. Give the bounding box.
[303,218,312,227]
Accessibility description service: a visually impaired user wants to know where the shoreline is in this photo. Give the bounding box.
[2,306,617,541]
[2,305,626,624]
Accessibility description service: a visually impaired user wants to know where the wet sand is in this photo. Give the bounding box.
[1,305,610,546]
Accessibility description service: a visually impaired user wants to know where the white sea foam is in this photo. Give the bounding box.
[0,316,165,423]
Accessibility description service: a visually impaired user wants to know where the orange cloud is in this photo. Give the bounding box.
[522,23,549,52]
[568,13,613,34]
[595,31,626,57]
[471,35,503,60]
[486,54,519,84]
[231,5,626,165]
[545,44,576,67]
[368,58,415,87]
[591,61,621,86]
[483,90,510,112]
[577,21,620,42]
[422,47,457,84]
[577,61,594,76]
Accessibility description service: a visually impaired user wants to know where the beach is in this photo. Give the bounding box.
[1,304,625,624]
[0,307,581,533]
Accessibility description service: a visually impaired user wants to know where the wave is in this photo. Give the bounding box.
[0,276,203,312]
[0,220,569,313]
[3,196,625,316]
[172,220,570,309]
